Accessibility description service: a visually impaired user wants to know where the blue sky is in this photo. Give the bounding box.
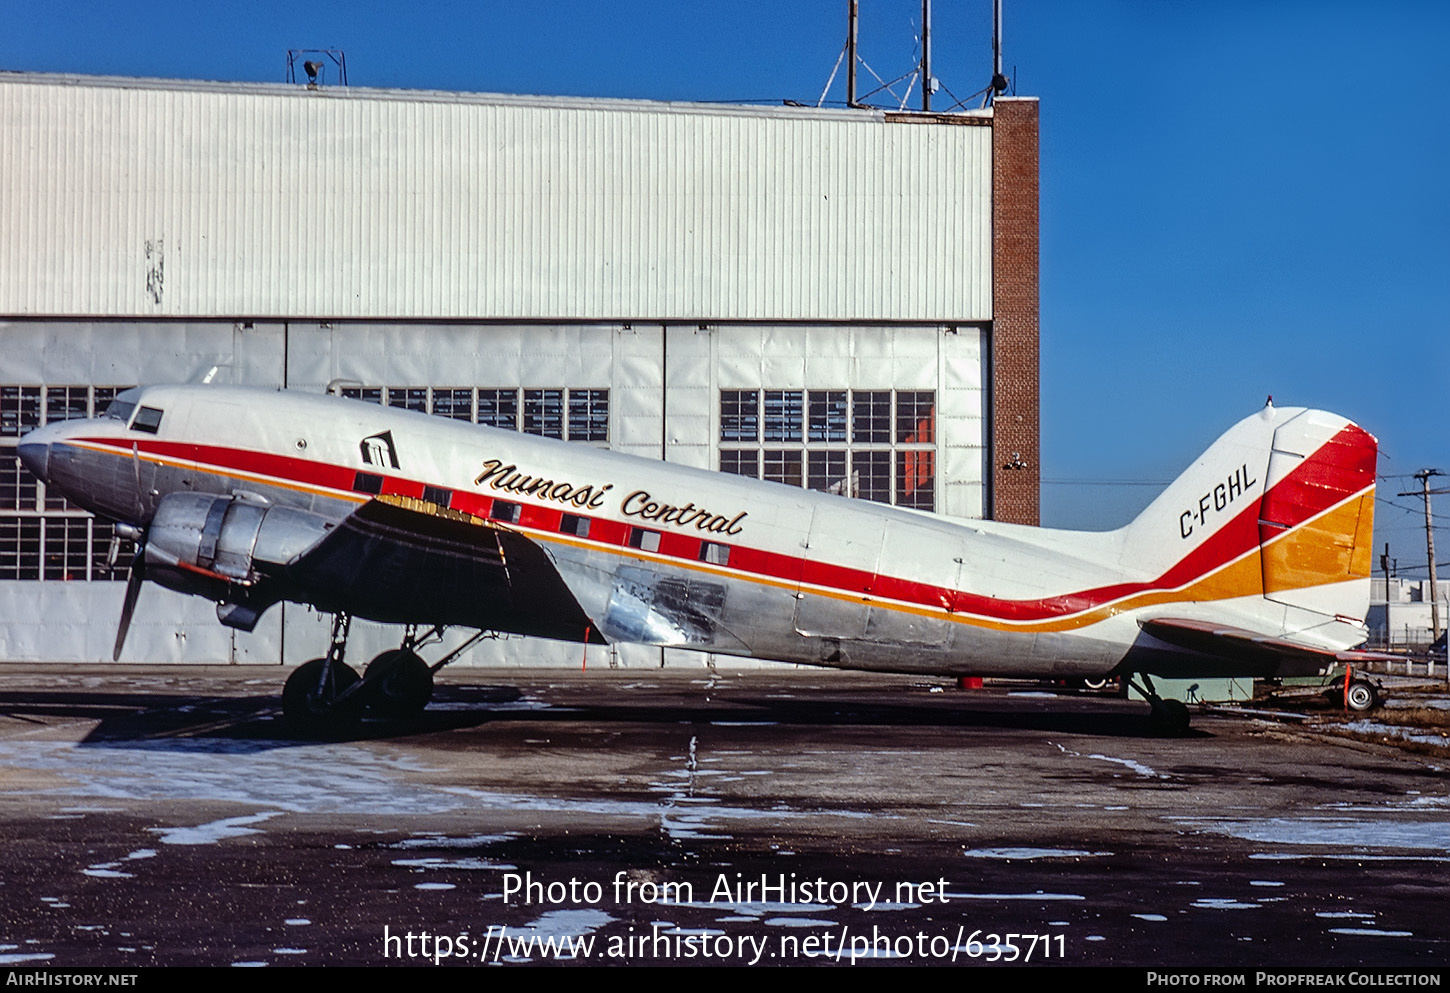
[5,1,1446,568]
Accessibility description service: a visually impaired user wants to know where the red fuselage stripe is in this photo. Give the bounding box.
[76,422,1371,622]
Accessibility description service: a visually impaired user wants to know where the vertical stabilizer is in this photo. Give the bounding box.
[1117,405,1376,644]
[1257,410,1376,619]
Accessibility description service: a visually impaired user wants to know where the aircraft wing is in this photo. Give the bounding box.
[1137,617,1392,678]
[282,496,604,643]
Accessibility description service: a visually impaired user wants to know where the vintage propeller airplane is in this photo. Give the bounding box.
[17,385,1379,735]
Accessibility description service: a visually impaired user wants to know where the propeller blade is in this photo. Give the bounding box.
[113,549,145,662]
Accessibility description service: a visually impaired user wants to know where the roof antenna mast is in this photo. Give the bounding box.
[921,0,932,111]
[988,0,1010,105]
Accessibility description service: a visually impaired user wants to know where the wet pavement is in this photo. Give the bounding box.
[0,664,1445,967]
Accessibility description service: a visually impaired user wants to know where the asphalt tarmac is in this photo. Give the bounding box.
[0,664,1445,968]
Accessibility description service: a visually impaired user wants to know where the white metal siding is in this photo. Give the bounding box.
[0,75,992,322]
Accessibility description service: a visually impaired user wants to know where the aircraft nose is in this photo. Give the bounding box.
[16,428,53,482]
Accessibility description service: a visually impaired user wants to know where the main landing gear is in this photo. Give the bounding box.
[280,616,490,736]
[1124,672,1192,737]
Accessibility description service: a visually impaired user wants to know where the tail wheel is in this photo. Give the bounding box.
[365,649,434,718]
[1344,679,1379,712]
[282,658,363,737]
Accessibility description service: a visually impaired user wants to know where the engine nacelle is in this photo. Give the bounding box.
[145,492,333,601]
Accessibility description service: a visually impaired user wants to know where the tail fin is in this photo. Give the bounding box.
[1119,404,1376,645]
[1257,409,1376,616]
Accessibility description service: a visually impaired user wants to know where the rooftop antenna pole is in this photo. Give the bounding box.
[847,0,859,107]
[994,0,1003,84]
[921,0,932,111]
[987,0,1009,106]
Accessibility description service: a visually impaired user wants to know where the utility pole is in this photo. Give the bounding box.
[1400,469,1446,682]
[1380,542,1395,649]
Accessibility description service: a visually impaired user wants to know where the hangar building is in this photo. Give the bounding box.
[0,73,1040,666]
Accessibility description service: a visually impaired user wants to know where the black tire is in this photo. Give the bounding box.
[282,658,363,736]
[1149,698,1192,737]
[364,649,434,718]
[1344,680,1379,713]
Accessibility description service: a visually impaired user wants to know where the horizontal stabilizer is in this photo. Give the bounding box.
[1139,617,1394,678]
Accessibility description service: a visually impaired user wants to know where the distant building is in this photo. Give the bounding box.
[1369,578,1449,649]
[0,73,1040,664]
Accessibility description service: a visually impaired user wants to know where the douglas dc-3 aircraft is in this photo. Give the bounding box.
[17,385,1379,735]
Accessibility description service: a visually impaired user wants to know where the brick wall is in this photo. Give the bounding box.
[990,97,1040,525]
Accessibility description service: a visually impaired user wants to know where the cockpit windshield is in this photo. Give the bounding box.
[103,388,141,424]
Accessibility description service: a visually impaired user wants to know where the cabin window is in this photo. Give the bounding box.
[628,527,661,553]
[699,541,731,566]
[353,472,384,495]
[491,500,521,524]
[559,513,590,538]
[718,389,935,511]
[422,485,452,507]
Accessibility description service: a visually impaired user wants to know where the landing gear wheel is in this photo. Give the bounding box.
[365,649,434,718]
[1345,679,1379,713]
[282,658,363,737]
[1149,698,1192,737]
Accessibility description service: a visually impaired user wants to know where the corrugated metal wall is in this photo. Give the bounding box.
[0,75,992,322]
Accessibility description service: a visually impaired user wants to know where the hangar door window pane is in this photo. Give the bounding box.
[719,389,934,511]
[719,450,758,479]
[476,390,519,430]
[567,390,609,442]
[1,387,41,437]
[432,389,475,421]
[762,391,803,443]
[524,390,565,439]
[1,385,140,581]
[387,388,428,413]
[2,450,39,512]
[808,391,848,443]
[852,391,892,444]
[720,391,758,443]
[332,387,607,442]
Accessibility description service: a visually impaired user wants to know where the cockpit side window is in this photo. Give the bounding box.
[132,406,164,434]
